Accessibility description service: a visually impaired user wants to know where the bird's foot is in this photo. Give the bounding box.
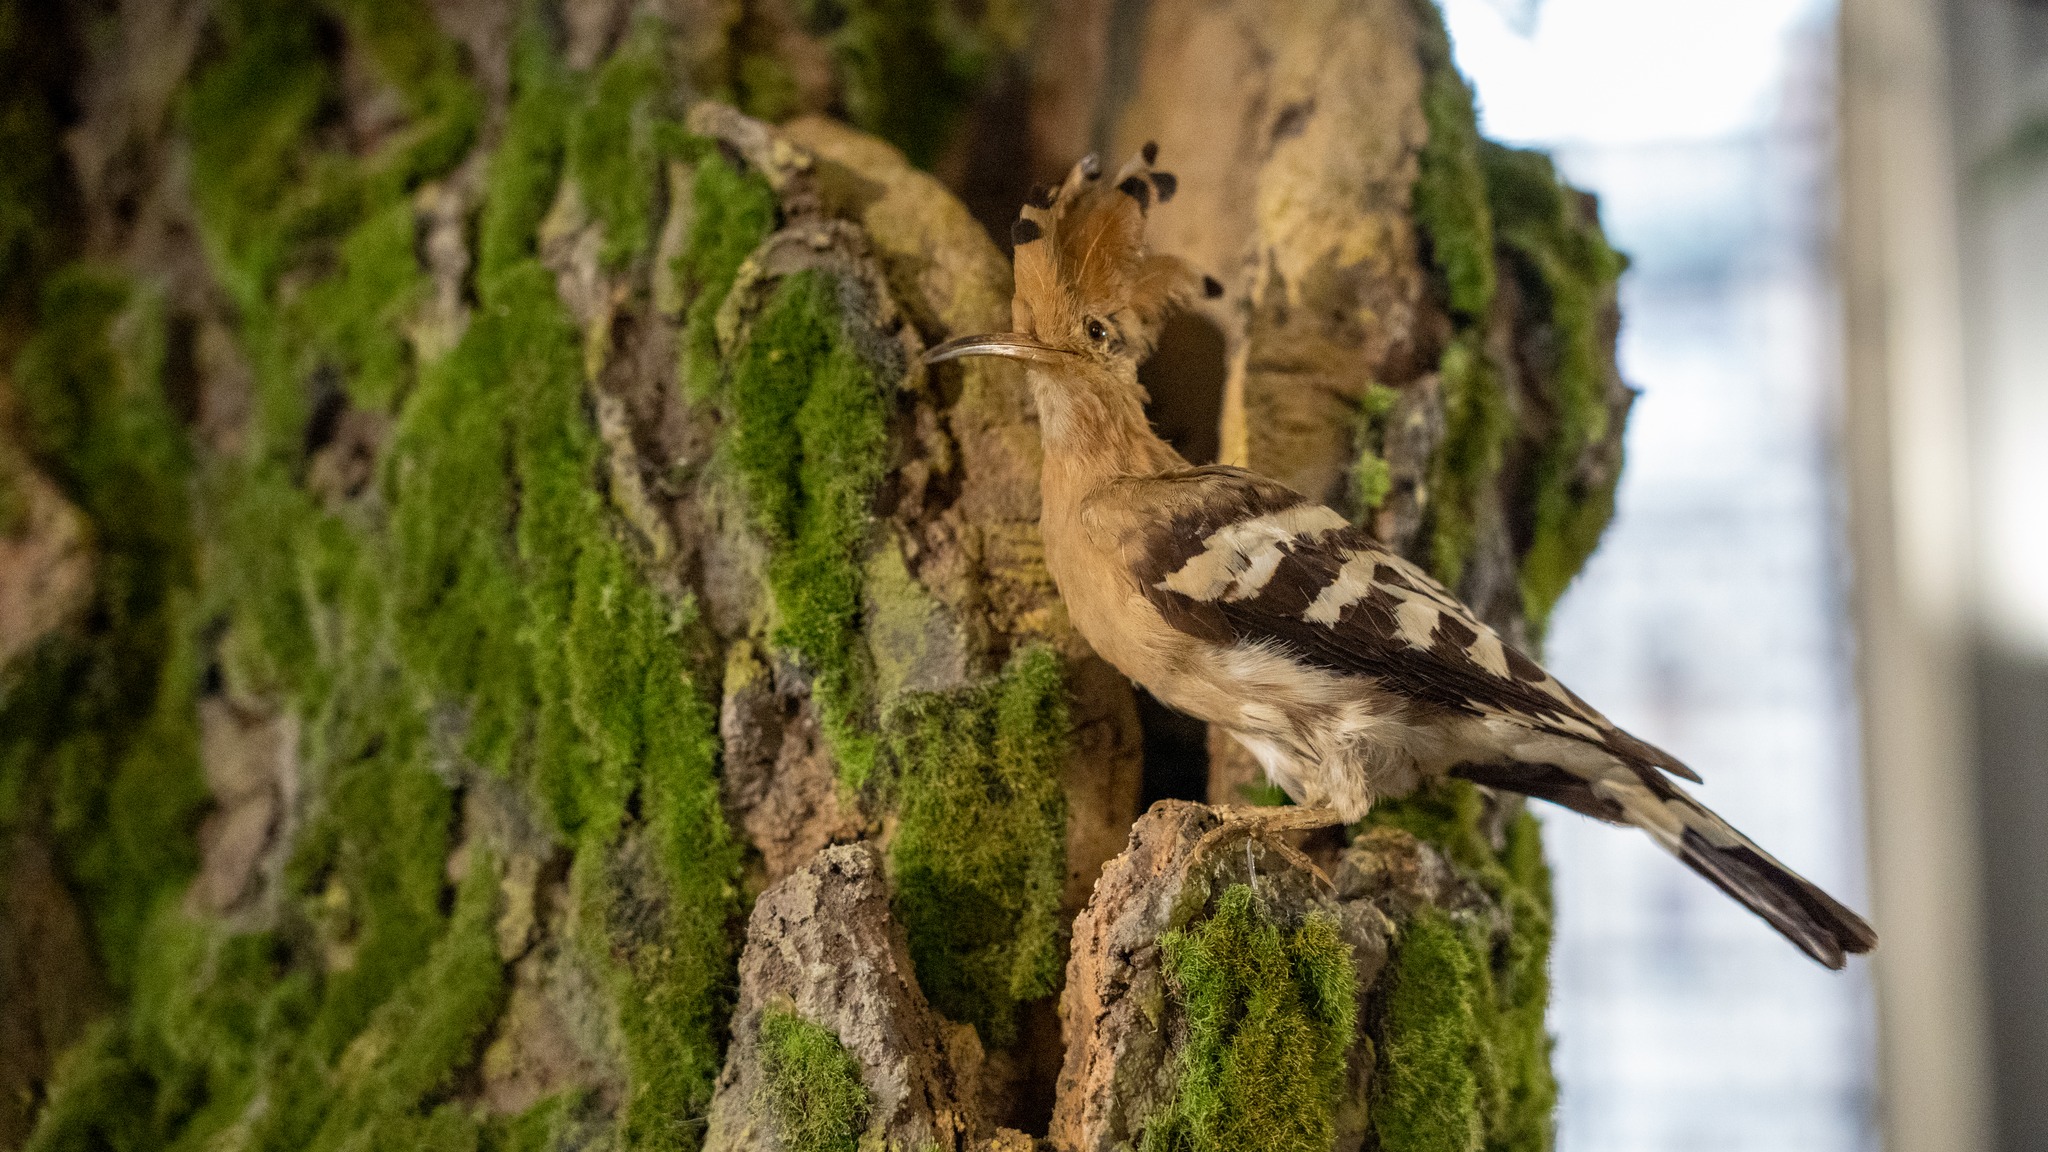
[1215,804,1346,833]
[1195,804,1347,890]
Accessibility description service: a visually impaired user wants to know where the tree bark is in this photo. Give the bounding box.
[0,0,1626,1148]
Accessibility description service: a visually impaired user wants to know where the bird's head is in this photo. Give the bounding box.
[925,144,1212,379]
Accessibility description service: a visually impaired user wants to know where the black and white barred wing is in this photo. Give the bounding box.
[1117,465,1876,968]
[1119,465,1696,784]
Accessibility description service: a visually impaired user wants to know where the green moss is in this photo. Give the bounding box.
[23,664,471,1147]
[1408,0,1495,324]
[126,923,319,1148]
[1482,144,1627,636]
[1239,781,1294,807]
[287,679,457,1066]
[1349,382,1400,519]
[886,646,1068,1046]
[1353,454,1393,517]
[1140,885,1357,1152]
[306,198,431,412]
[1401,5,1625,617]
[724,271,892,784]
[676,150,778,403]
[1427,332,1509,589]
[29,790,508,1152]
[30,16,735,1144]
[203,466,327,696]
[392,256,741,1145]
[2,271,205,990]
[1364,775,1494,876]
[22,1021,154,1152]
[180,261,732,1152]
[480,1092,604,1152]
[793,0,1021,169]
[178,0,481,471]
[32,264,736,1152]
[183,0,480,310]
[41,607,207,983]
[1372,909,1482,1152]
[566,18,681,270]
[1406,0,1511,591]
[11,274,192,602]
[12,4,770,1148]
[304,847,506,1151]
[758,1007,871,1152]
[388,276,533,776]
[181,0,332,305]
[570,569,737,1152]
[326,0,484,182]
[471,263,737,1146]
[1488,813,1557,1152]
[479,18,577,287]
[1365,781,1556,1152]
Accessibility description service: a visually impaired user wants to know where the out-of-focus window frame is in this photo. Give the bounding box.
[1839,0,1999,1150]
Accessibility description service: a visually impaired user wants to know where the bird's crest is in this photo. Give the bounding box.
[1009,143,1218,358]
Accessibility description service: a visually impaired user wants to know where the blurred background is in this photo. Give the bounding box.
[1443,2,1875,1149]
[1437,0,2048,1149]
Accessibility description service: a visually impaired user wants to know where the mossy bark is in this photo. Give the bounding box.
[0,1,1625,1149]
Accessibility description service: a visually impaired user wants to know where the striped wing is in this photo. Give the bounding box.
[1119,466,1698,782]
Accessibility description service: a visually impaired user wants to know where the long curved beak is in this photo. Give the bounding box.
[924,332,1075,366]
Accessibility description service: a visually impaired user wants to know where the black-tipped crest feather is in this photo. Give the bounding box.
[1009,146,1202,356]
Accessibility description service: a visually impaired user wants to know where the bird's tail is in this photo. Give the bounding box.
[1454,759,1877,969]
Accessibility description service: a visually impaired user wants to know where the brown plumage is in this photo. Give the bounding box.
[1011,150,1201,363]
[926,147,1876,969]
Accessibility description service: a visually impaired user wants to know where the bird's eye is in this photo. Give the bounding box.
[1086,318,1108,343]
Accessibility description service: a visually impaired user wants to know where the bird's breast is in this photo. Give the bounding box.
[1046,530,1334,733]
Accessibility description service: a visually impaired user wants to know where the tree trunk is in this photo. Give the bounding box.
[0,0,1626,1149]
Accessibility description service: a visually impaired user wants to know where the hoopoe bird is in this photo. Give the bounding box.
[926,145,1876,968]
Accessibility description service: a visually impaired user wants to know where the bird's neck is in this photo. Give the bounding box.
[1030,365,1183,501]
